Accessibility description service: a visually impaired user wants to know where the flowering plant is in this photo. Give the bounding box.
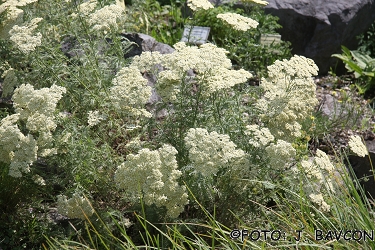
[2,0,374,249]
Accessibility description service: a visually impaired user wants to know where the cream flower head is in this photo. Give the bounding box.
[187,0,214,11]
[348,135,368,157]
[217,13,259,31]
[241,0,269,5]
[9,17,43,53]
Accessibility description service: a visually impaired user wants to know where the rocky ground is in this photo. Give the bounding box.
[313,75,375,154]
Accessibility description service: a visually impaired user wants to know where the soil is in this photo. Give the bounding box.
[312,74,375,155]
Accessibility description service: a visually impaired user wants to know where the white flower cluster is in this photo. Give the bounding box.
[243,122,296,169]
[1,66,17,97]
[156,69,182,102]
[0,114,37,177]
[32,174,46,185]
[266,139,296,168]
[217,13,259,31]
[87,110,107,127]
[198,68,252,96]
[12,84,66,152]
[110,66,152,117]
[309,193,330,212]
[348,135,368,157]
[9,17,43,53]
[57,192,94,219]
[125,136,144,151]
[0,0,38,39]
[299,149,335,193]
[187,0,214,11]
[241,0,269,5]
[300,150,335,179]
[77,0,97,16]
[256,55,318,141]
[130,42,252,101]
[0,84,66,177]
[88,4,125,33]
[184,128,246,177]
[131,51,163,73]
[166,42,232,73]
[114,144,188,218]
[12,83,66,133]
[245,124,274,147]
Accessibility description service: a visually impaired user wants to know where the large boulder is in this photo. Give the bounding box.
[121,33,175,57]
[264,0,375,74]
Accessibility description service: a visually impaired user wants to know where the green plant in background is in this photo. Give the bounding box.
[126,0,291,77]
[357,20,375,58]
[332,45,375,97]
[126,0,185,45]
[191,3,291,77]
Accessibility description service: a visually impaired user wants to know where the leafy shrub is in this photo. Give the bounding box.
[332,45,375,97]
[357,20,375,58]
[126,0,185,45]
[192,4,292,77]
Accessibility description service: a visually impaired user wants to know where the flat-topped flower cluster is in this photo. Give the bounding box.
[0,84,66,177]
[184,128,246,177]
[256,55,319,142]
[130,42,252,101]
[348,135,368,157]
[109,66,152,117]
[217,13,259,31]
[57,192,94,220]
[70,0,125,33]
[9,17,43,53]
[0,0,38,39]
[114,145,188,218]
[187,0,214,12]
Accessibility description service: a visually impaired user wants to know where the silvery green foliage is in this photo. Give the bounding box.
[114,144,188,218]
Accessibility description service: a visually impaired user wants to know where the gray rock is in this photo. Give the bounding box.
[321,94,342,118]
[320,94,362,128]
[121,33,176,117]
[263,0,375,74]
[122,33,175,58]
